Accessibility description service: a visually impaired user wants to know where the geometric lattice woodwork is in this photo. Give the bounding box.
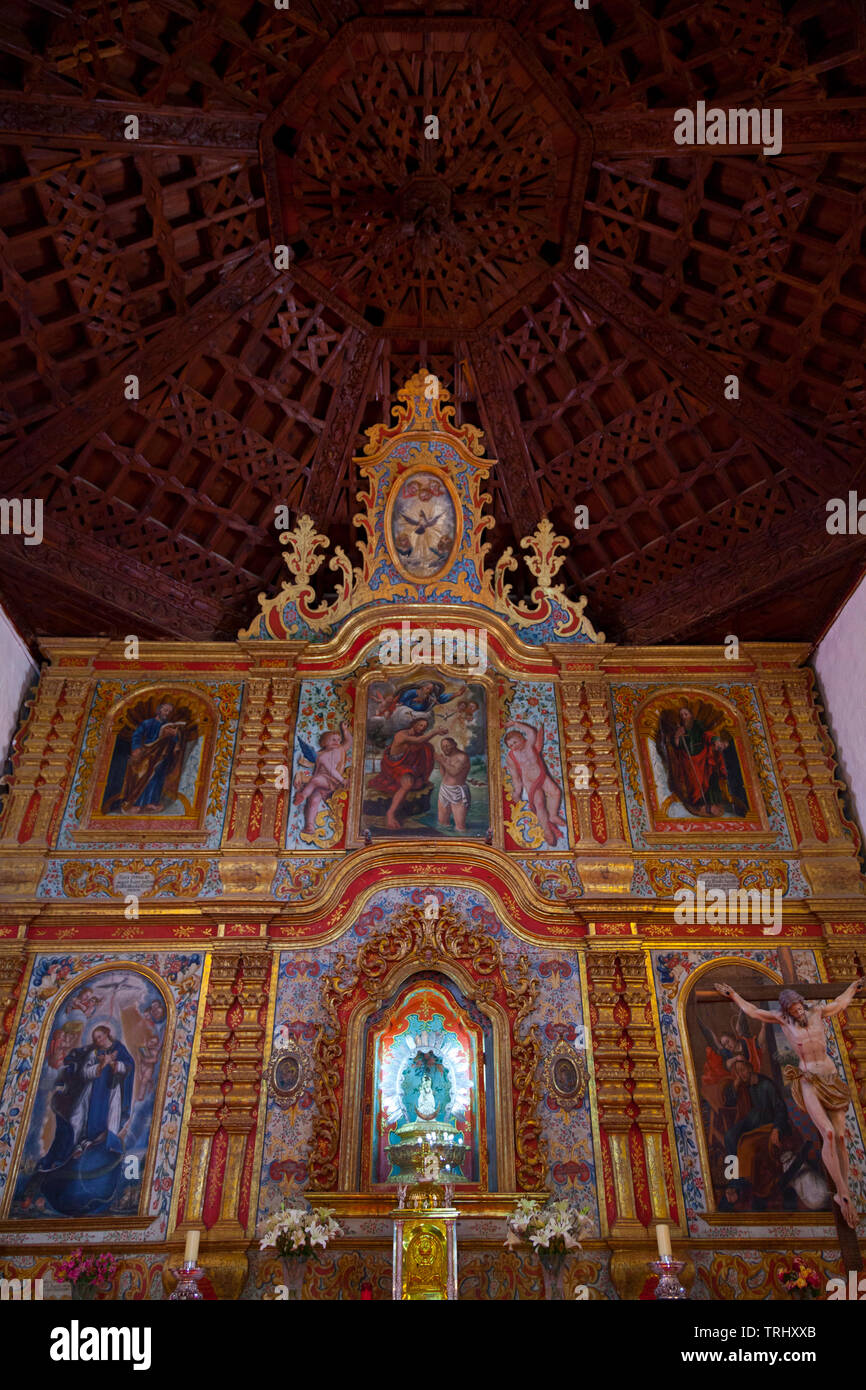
[0,0,863,647]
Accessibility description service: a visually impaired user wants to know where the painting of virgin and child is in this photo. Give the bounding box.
[10,969,168,1220]
[97,694,209,821]
[359,673,488,838]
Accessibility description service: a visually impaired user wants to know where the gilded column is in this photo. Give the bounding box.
[210,949,271,1239]
[178,951,237,1234]
[582,680,630,850]
[222,665,297,894]
[255,676,295,850]
[0,672,88,898]
[558,667,632,894]
[224,677,272,848]
[0,949,28,1070]
[765,672,865,896]
[823,942,866,1114]
[630,947,678,1228]
[585,945,642,1236]
[586,943,679,1236]
[558,676,596,844]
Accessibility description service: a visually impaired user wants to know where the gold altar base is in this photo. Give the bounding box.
[391,1183,460,1301]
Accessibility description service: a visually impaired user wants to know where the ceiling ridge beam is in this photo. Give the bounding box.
[0,95,263,152]
[467,332,546,533]
[300,328,381,520]
[590,101,866,157]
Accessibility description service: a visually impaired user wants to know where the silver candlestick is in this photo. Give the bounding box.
[169,1262,204,1300]
[650,1257,687,1299]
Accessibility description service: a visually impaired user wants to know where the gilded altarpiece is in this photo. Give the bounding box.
[0,375,863,1299]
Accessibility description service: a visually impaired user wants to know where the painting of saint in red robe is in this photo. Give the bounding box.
[100,696,202,818]
[654,701,749,819]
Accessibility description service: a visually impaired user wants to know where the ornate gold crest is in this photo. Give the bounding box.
[240,373,603,645]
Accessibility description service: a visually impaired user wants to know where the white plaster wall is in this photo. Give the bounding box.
[0,602,36,766]
[814,574,866,839]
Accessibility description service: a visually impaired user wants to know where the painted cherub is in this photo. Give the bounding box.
[293,721,353,834]
[443,697,479,747]
[504,719,566,847]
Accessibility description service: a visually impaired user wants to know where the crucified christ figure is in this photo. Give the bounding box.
[714,978,865,1227]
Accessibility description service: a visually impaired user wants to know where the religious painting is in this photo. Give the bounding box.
[501,682,570,850]
[354,670,489,841]
[385,466,461,581]
[366,979,487,1187]
[7,966,170,1222]
[286,679,353,850]
[683,961,834,1219]
[635,690,768,838]
[85,688,215,833]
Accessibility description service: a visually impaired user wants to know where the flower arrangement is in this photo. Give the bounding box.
[54,1248,118,1292]
[504,1197,591,1263]
[258,1201,343,1259]
[779,1257,822,1298]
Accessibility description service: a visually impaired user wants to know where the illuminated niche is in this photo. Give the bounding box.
[359,974,497,1190]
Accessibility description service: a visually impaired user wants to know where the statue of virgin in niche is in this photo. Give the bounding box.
[400,1044,452,1123]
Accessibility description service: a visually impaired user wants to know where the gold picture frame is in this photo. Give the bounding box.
[347,661,500,849]
[0,961,175,1230]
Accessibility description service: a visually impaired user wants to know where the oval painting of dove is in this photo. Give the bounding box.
[385,467,460,581]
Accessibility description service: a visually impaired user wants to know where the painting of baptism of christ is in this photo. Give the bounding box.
[683,962,834,1219]
[91,690,213,829]
[638,693,765,833]
[357,672,488,840]
[385,469,460,580]
[9,967,168,1221]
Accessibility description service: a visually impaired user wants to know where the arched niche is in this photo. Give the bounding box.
[338,956,515,1192]
[310,901,540,1194]
[355,970,497,1190]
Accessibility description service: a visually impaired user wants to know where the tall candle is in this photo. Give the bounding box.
[655,1225,672,1261]
[184,1229,200,1266]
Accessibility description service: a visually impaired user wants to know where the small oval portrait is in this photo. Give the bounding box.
[553,1057,580,1096]
[268,1043,308,1108]
[274,1055,300,1093]
[386,468,460,580]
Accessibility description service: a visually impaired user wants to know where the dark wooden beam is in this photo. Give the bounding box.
[0,95,262,153]
[467,333,546,534]
[617,497,866,645]
[0,522,225,641]
[555,269,853,496]
[300,329,380,520]
[590,101,866,158]
[0,246,284,492]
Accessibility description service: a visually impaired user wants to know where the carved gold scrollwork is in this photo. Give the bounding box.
[310,901,546,1190]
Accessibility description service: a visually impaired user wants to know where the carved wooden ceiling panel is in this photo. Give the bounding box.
[0,0,863,647]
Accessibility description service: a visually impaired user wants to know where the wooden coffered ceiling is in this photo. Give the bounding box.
[0,0,864,649]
